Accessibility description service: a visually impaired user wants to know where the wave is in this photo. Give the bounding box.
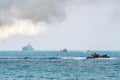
[0,57,118,60]
[22,57,86,60]
[60,57,86,60]
[60,57,118,60]
[0,57,86,60]
[94,57,118,60]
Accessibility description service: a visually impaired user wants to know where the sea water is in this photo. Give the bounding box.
[0,50,119,80]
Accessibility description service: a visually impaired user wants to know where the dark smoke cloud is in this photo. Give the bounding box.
[0,0,66,26]
[0,0,120,41]
[0,0,67,40]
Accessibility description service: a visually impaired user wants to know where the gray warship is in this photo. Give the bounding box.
[22,43,34,51]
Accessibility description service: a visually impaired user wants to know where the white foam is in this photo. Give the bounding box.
[60,57,86,60]
[95,57,118,60]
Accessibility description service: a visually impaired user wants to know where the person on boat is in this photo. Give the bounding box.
[92,53,99,58]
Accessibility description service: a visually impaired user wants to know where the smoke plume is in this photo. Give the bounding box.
[0,0,66,40]
[0,19,46,40]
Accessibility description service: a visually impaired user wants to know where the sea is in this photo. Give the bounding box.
[0,50,119,80]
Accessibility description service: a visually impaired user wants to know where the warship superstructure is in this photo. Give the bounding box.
[22,43,34,51]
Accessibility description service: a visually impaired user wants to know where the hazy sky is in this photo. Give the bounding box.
[0,0,120,50]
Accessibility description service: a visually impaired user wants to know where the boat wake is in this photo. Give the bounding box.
[0,57,85,59]
[93,57,118,60]
[60,57,86,60]
[0,57,118,60]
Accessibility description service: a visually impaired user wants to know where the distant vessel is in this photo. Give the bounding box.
[22,43,34,51]
[60,48,68,52]
[84,50,91,53]
[86,50,91,52]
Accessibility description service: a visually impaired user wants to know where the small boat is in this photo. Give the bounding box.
[87,53,110,59]
[86,50,91,52]
[84,50,91,53]
[60,48,68,52]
